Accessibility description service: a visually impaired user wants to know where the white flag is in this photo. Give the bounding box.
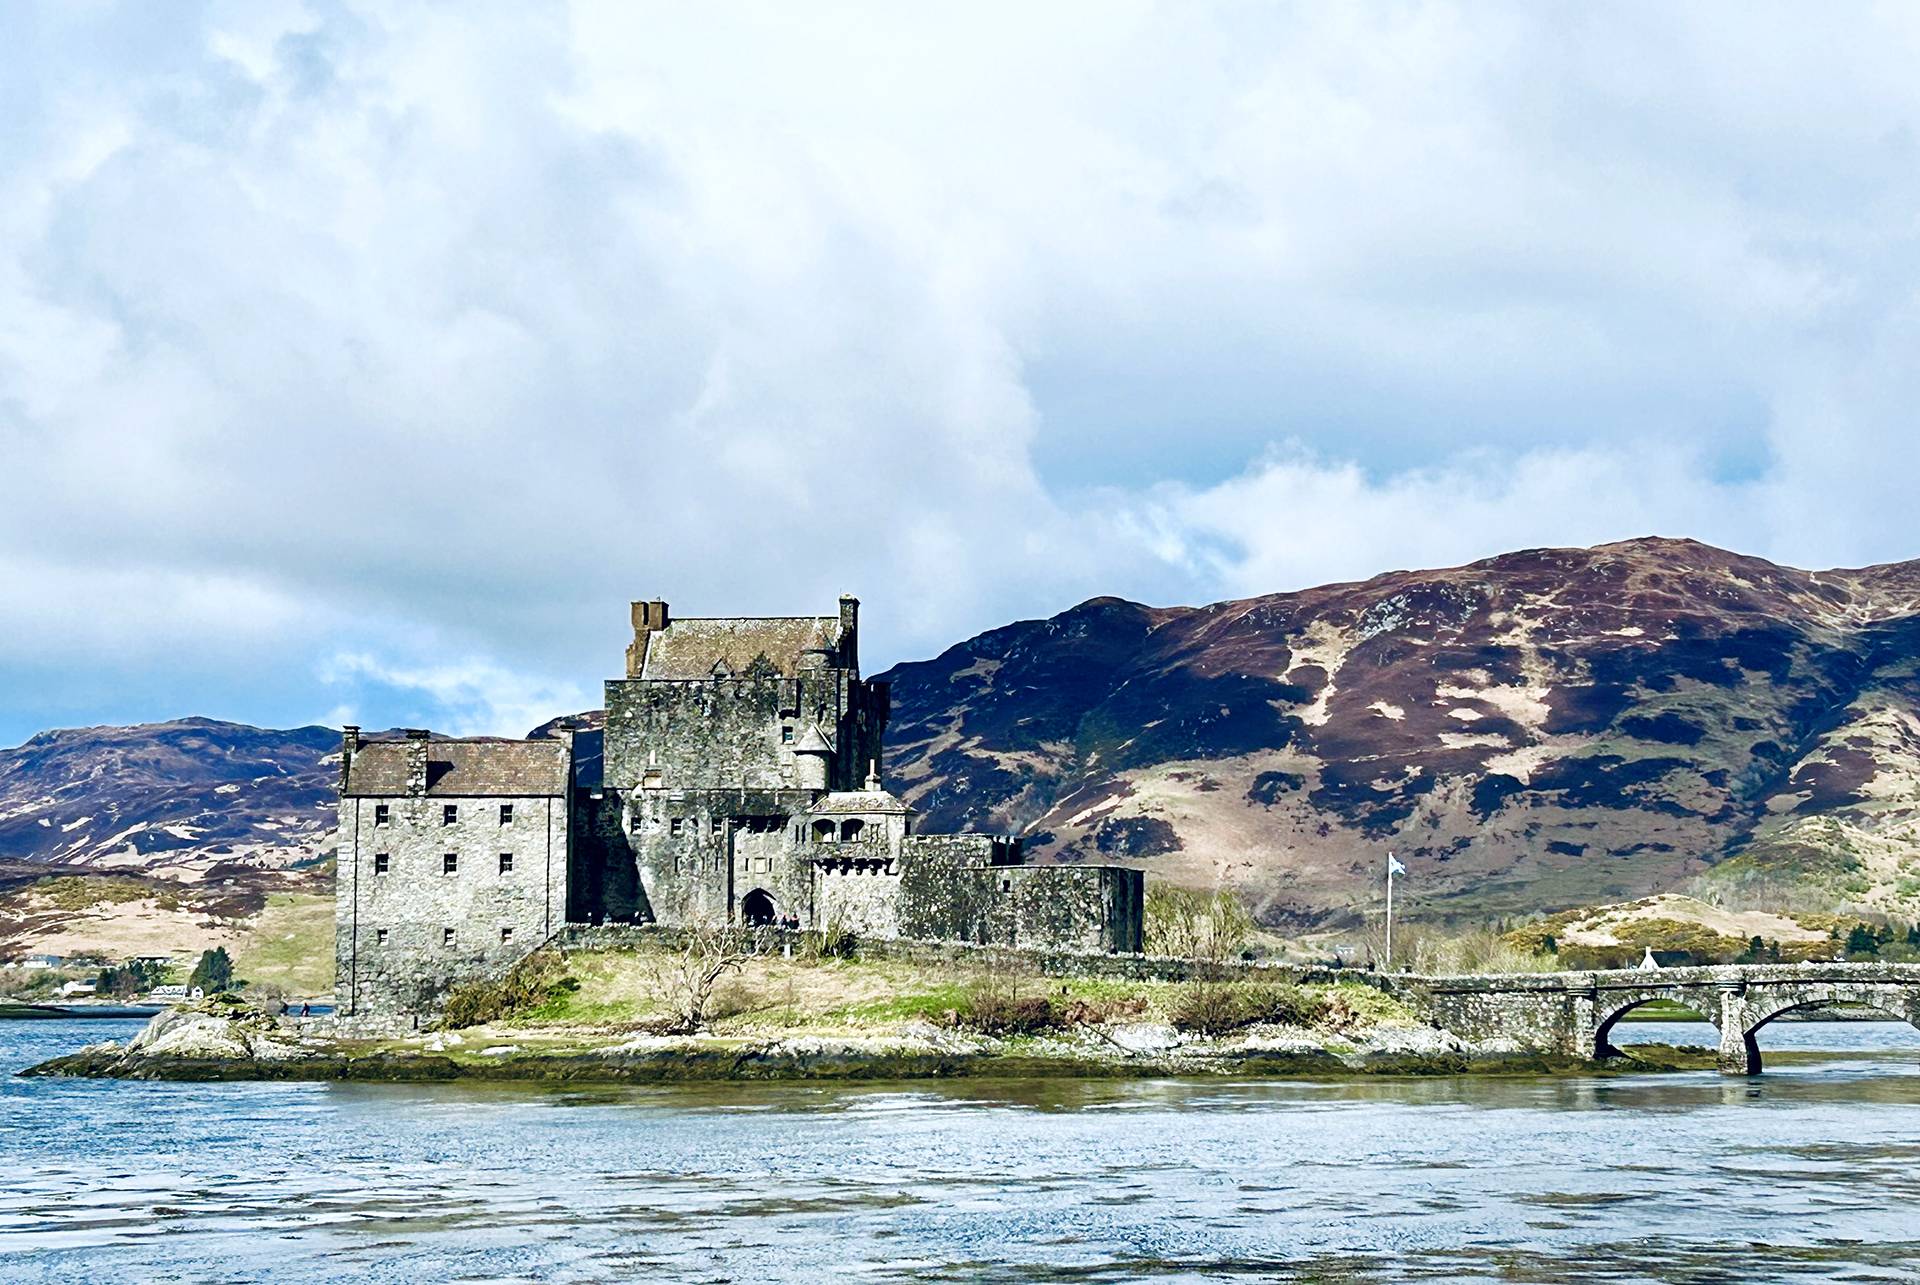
[1387,853,1407,876]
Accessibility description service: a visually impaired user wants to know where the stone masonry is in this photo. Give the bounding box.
[334,727,572,1018]
[1401,961,1920,1074]
[335,596,1144,1018]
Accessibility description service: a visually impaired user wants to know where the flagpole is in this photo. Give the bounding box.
[1385,852,1395,970]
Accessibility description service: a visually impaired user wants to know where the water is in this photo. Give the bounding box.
[5,1020,1920,1283]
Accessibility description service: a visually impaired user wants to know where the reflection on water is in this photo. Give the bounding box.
[4,1019,1920,1282]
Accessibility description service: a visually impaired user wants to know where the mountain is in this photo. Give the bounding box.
[7,538,1920,930]
[876,538,1920,927]
[0,719,339,873]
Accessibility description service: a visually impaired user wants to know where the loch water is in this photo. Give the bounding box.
[4,1019,1920,1283]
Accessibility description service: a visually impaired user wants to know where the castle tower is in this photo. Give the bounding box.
[793,725,834,793]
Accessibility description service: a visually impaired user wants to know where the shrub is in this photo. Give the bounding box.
[950,964,1063,1036]
[805,922,858,960]
[1145,885,1253,961]
[956,992,1060,1036]
[1170,982,1332,1035]
[440,949,576,1030]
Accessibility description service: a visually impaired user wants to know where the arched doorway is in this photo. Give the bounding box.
[741,888,778,926]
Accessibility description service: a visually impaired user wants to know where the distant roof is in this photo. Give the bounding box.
[638,616,842,680]
[809,769,912,815]
[344,739,571,797]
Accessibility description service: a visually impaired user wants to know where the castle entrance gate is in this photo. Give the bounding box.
[741,888,777,926]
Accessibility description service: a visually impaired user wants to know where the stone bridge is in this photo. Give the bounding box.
[1402,962,1920,1074]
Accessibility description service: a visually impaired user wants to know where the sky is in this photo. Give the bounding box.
[4,2,1920,745]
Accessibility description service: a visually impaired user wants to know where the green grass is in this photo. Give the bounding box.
[232,893,334,997]
[492,943,1416,1041]
[1614,998,1708,1022]
[823,983,975,1025]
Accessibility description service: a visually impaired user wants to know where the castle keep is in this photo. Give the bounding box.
[335,597,1144,1017]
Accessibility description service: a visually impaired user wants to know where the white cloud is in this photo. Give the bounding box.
[2,3,1919,741]
[318,652,591,740]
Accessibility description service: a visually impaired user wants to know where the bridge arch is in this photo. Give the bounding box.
[1591,990,1715,1059]
[1727,985,1920,1074]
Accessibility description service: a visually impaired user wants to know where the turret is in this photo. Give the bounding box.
[792,724,833,793]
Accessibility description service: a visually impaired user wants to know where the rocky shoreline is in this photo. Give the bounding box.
[19,1005,1717,1083]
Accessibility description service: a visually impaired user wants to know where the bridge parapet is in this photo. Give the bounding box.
[1397,962,1920,1075]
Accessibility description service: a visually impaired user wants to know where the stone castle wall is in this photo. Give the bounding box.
[334,794,568,1017]
[896,836,1143,952]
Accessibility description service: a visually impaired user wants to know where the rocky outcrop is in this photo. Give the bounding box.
[23,1005,1704,1083]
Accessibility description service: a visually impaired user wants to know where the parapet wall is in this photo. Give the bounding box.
[552,923,1391,988]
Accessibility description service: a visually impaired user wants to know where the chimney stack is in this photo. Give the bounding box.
[403,728,431,797]
[339,725,361,792]
[839,594,859,670]
[627,600,670,678]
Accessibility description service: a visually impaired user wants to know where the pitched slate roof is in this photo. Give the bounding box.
[343,739,571,797]
[637,616,841,680]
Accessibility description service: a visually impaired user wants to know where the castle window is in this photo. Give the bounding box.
[499,803,514,826]
[812,819,836,843]
[443,853,458,874]
[1002,880,1011,893]
[712,817,724,835]
[670,817,683,836]
[499,853,513,874]
[840,819,865,842]
[375,928,389,945]
[373,852,390,875]
[443,804,458,826]
[374,803,390,826]
[500,927,514,944]
[781,725,794,743]
[443,927,456,947]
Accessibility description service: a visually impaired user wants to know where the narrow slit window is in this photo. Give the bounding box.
[374,803,390,826]
[443,853,458,874]
[500,927,514,943]
[499,803,513,825]
[375,928,389,945]
[443,804,458,826]
[443,927,456,947]
[670,817,683,836]
[373,853,390,875]
[498,852,513,874]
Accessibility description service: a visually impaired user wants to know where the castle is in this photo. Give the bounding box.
[334,597,1144,1017]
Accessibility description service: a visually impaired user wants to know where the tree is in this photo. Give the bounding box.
[650,920,754,1033]
[189,947,234,994]
[1144,885,1252,963]
[1844,924,1881,958]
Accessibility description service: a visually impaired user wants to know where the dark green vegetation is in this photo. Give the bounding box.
[187,948,234,994]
